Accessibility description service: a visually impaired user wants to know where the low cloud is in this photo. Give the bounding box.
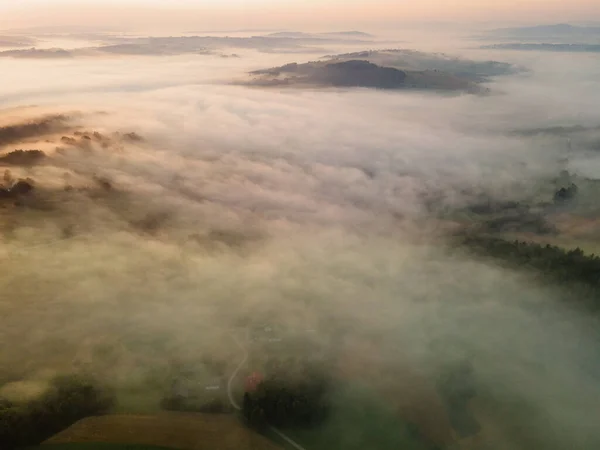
[1,29,600,449]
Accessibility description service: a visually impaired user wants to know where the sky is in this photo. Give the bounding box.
[0,0,599,32]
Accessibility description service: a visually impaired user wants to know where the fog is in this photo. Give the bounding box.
[1,25,600,449]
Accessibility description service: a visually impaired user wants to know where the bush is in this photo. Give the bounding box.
[0,375,114,449]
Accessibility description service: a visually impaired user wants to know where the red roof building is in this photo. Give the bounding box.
[245,371,264,393]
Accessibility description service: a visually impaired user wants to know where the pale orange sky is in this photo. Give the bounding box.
[0,0,598,31]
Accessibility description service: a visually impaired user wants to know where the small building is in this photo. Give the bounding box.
[245,372,264,393]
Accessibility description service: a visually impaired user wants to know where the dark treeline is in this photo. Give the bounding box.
[462,235,600,310]
[0,375,114,449]
[242,366,332,430]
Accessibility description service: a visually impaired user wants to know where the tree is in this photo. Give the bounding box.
[242,364,332,429]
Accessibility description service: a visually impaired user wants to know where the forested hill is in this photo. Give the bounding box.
[461,235,600,311]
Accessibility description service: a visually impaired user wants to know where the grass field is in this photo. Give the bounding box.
[43,413,282,450]
[37,444,175,450]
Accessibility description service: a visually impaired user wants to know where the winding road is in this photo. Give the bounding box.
[226,333,248,411]
[227,333,308,450]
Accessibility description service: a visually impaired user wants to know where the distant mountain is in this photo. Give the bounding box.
[267,32,314,39]
[95,35,333,55]
[321,31,373,37]
[482,43,600,52]
[489,23,600,38]
[267,31,373,40]
[247,58,486,93]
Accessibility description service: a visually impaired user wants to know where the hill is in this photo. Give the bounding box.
[43,413,282,450]
[0,48,73,58]
[247,59,485,93]
[251,60,407,88]
[326,49,519,81]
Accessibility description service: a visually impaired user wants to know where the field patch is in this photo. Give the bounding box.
[43,413,282,450]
